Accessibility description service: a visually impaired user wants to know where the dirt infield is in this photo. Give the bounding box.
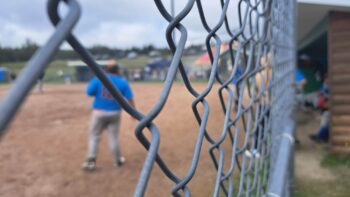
[0,83,231,197]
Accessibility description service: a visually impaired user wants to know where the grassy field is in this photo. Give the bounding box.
[1,57,153,83]
[1,55,199,83]
[118,55,152,69]
[294,110,350,197]
[1,60,74,83]
[295,153,350,197]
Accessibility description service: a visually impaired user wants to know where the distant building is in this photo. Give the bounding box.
[127,52,138,59]
[67,59,117,82]
[148,50,161,57]
[67,59,145,82]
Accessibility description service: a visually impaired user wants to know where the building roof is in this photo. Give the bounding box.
[298,0,350,47]
[67,60,116,67]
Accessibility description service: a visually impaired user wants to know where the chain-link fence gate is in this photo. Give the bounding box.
[0,0,296,196]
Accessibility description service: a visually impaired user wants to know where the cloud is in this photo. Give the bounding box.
[0,0,242,48]
[77,21,167,48]
[0,18,53,47]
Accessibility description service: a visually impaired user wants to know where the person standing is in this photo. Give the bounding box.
[231,65,243,110]
[36,71,45,93]
[82,63,135,171]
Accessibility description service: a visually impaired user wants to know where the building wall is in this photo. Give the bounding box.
[328,11,350,154]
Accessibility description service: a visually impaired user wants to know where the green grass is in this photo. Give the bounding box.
[295,153,350,197]
[118,55,198,69]
[295,176,350,197]
[321,153,350,168]
[119,56,151,69]
[1,60,74,83]
[1,57,152,83]
[1,55,200,83]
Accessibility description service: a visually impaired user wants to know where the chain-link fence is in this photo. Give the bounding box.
[0,0,296,196]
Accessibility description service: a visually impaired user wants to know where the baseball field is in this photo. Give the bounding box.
[0,83,235,197]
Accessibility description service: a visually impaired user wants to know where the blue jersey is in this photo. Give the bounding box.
[295,69,305,83]
[232,66,243,84]
[86,74,133,111]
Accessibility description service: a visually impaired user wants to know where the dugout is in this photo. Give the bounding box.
[298,0,350,154]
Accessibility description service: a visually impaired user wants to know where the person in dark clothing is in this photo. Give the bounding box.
[36,71,45,93]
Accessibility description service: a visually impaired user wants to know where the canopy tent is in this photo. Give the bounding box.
[146,58,171,69]
[194,44,229,67]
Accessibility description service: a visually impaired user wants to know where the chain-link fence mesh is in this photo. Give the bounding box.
[0,0,296,196]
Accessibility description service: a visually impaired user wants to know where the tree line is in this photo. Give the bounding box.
[0,39,204,64]
[0,40,171,63]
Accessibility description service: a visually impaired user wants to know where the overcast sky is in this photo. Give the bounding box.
[0,0,348,49]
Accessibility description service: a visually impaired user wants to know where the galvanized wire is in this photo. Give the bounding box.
[0,0,296,196]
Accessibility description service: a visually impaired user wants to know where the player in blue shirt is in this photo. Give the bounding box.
[82,63,135,171]
[294,68,307,108]
[295,69,307,90]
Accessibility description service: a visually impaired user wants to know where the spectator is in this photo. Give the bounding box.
[36,71,45,93]
[295,68,307,108]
